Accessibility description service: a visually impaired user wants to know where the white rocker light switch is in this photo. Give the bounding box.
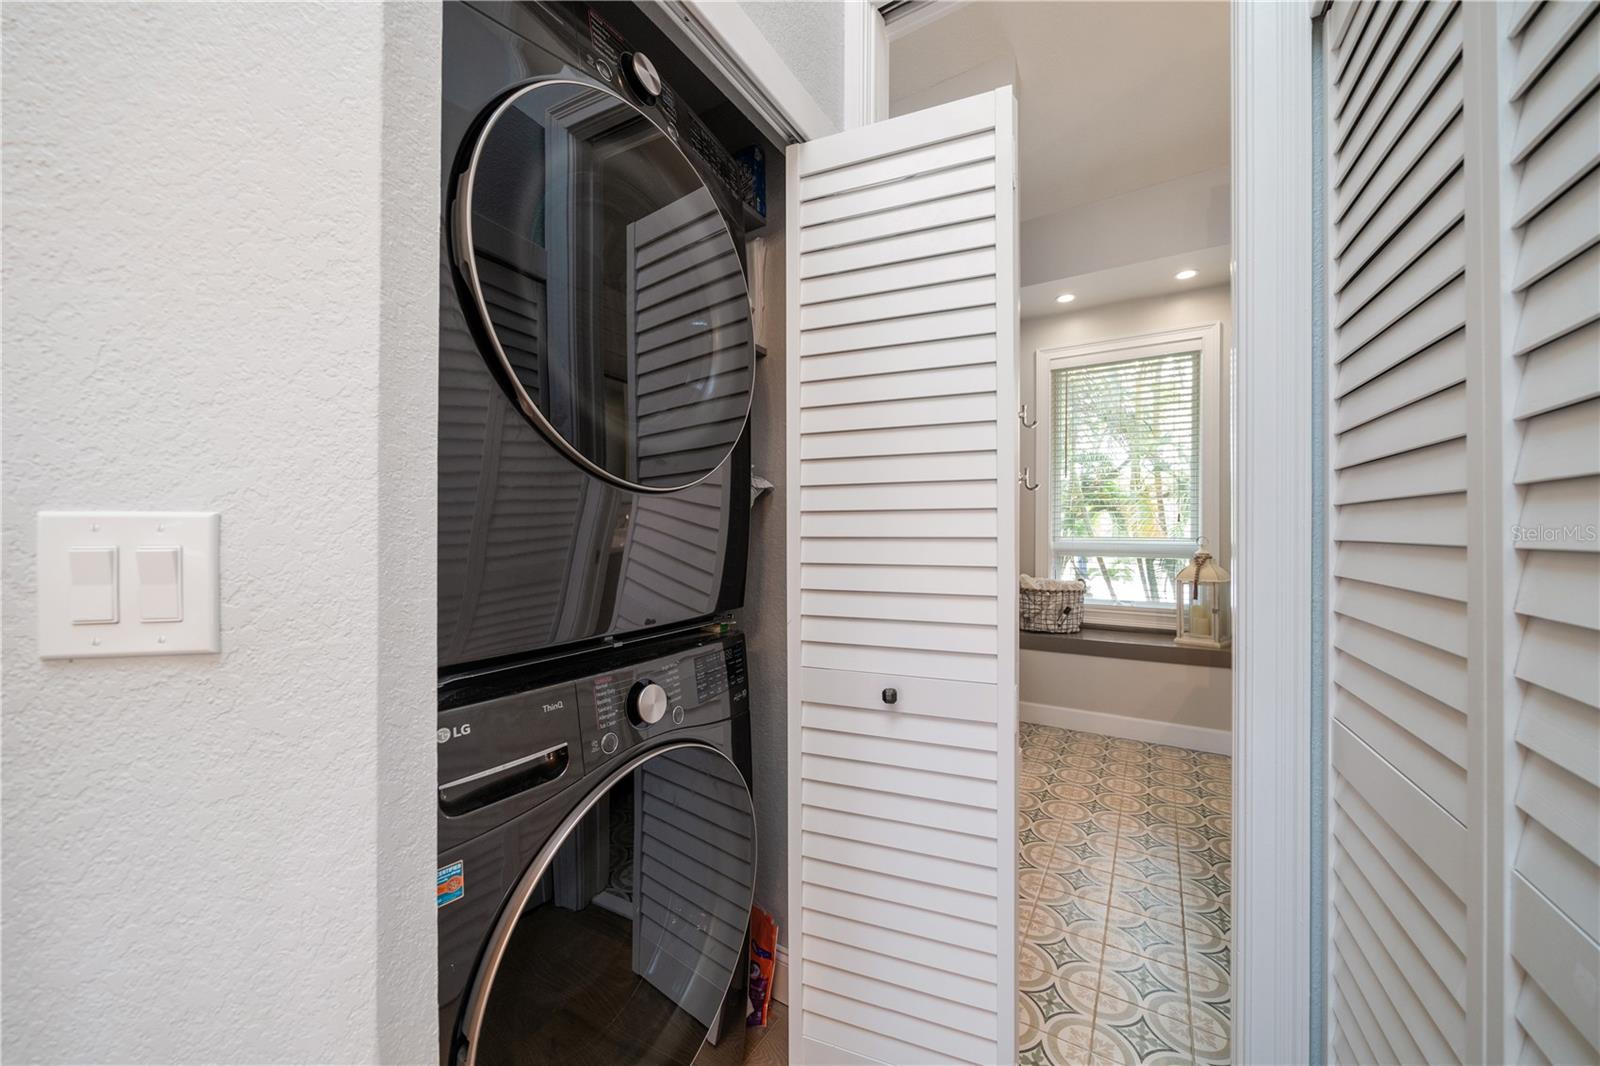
[68,547,118,624]
[135,546,183,622]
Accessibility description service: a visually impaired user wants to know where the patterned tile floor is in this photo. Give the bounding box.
[1017,723,1232,1066]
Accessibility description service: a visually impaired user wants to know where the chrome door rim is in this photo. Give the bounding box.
[454,740,756,1066]
[451,77,755,496]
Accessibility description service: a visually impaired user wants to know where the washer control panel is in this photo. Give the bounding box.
[575,634,746,773]
[436,682,582,817]
[437,630,747,832]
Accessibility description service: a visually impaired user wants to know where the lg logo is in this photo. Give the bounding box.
[437,723,471,744]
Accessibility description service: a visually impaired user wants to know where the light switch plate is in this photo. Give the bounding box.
[37,512,220,659]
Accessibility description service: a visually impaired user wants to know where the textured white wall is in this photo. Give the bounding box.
[739,0,845,129]
[1,4,439,1062]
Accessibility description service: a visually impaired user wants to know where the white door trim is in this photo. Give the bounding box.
[843,2,890,128]
[1233,3,1315,1065]
[995,83,1023,1066]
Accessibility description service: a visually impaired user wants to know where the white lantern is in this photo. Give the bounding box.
[1175,547,1230,648]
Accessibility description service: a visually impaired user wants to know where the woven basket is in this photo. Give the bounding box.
[1020,581,1085,634]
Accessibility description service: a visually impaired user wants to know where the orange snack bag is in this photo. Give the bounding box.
[747,905,778,1027]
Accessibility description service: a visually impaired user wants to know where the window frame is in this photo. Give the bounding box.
[1032,322,1224,630]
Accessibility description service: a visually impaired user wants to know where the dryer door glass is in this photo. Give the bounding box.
[457,80,755,493]
[469,745,756,1066]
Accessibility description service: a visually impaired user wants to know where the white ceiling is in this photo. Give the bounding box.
[890,1,1231,222]
[1019,243,1231,319]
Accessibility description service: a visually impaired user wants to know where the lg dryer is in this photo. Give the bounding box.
[439,1,757,669]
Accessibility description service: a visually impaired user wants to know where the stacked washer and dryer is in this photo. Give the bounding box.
[436,4,762,1064]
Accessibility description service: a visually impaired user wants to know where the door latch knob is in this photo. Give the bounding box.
[882,688,898,705]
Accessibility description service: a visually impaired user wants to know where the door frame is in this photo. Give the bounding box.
[843,1,890,128]
[678,2,1320,1062]
[1231,3,1317,1064]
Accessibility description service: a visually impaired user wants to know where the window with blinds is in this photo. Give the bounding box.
[1047,349,1202,607]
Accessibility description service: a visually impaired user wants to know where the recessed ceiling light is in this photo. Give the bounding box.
[1055,293,1076,304]
[1174,269,1198,281]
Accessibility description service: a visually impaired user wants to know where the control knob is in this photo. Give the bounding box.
[623,51,662,105]
[628,680,668,727]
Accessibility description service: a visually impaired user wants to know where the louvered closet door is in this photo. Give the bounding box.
[1502,2,1600,1063]
[1324,3,1600,1064]
[785,88,1019,1066]
[1327,5,1473,1064]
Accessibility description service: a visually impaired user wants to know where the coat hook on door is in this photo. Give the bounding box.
[1018,403,1038,429]
[1019,467,1039,492]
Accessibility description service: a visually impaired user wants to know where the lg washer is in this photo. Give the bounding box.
[437,630,753,1066]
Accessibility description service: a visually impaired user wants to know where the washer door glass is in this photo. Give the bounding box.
[457,80,755,493]
[470,746,755,1066]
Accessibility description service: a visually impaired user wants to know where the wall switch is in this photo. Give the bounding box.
[68,547,119,624]
[37,512,219,659]
[135,546,183,622]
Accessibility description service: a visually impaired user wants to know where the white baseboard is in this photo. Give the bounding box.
[1020,700,1231,755]
[772,943,788,1006]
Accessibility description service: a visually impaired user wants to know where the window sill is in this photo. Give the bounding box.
[1020,626,1232,668]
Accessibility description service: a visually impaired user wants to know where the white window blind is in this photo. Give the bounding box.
[1048,350,1202,605]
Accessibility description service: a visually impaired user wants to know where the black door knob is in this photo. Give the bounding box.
[882,688,898,705]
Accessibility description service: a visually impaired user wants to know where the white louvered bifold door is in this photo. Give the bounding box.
[1327,5,1472,1064]
[1323,3,1599,1064]
[785,88,1020,1066]
[1501,2,1600,1063]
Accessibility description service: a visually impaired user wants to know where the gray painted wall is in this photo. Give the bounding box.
[734,236,789,942]
[1,4,440,1060]
[1021,652,1232,734]
[726,3,845,958]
